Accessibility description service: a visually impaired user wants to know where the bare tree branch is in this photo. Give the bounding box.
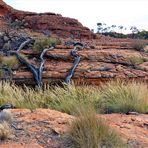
[65,43,83,84]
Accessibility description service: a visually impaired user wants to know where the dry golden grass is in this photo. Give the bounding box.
[98,81,148,113]
[0,81,148,114]
[67,106,126,148]
[0,121,12,140]
[130,40,146,51]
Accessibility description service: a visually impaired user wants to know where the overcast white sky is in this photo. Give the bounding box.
[4,0,148,33]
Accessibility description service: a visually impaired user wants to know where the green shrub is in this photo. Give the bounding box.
[98,81,148,114]
[33,37,61,52]
[2,56,19,69]
[67,106,126,148]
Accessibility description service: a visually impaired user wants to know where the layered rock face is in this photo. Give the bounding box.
[12,43,148,85]
[0,0,95,39]
[0,0,148,86]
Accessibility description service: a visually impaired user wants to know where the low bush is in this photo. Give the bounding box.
[2,56,19,69]
[33,37,61,52]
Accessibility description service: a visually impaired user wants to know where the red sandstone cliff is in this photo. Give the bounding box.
[1,0,148,86]
[0,0,95,39]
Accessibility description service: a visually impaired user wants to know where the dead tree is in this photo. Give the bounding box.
[9,39,83,88]
[10,39,54,88]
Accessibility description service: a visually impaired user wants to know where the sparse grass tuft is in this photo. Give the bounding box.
[130,40,146,51]
[128,56,147,65]
[98,81,148,114]
[2,56,19,69]
[67,106,126,148]
[0,121,12,140]
[33,37,61,52]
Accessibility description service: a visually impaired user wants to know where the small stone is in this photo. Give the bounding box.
[3,41,11,50]
[3,36,9,42]
[126,112,139,115]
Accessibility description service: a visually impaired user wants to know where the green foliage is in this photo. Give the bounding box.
[96,22,148,39]
[67,106,126,148]
[2,56,19,69]
[102,32,127,38]
[128,56,147,65]
[136,30,148,39]
[33,37,61,52]
[98,81,148,114]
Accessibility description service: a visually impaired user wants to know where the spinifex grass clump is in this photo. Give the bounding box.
[98,81,148,114]
[0,121,12,140]
[33,37,61,52]
[0,82,44,110]
[0,110,13,140]
[67,106,126,148]
[1,81,148,114]
[128,56,147,65]
[0,82,99,112]
[47,83,100,114]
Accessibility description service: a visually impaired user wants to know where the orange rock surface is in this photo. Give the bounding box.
[0,109,148,147]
